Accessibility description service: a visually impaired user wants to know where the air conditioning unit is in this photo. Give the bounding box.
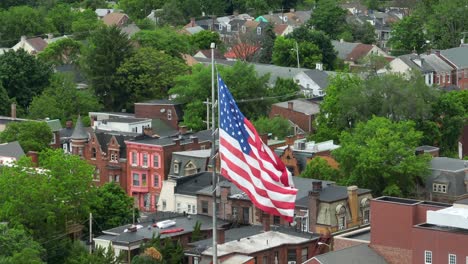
[287,261,296,264]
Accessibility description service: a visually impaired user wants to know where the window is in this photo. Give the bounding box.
[50,134,56,144]
[287,249,296,262]
[167,109,172,120]
[363,210,370,224]
[114,175,120,182]
[142,173,147,186]
[301,248,308,262]
[433,183,448,193]
[176,202,181,213]
[273,216,280,225]
[218,23,222,31]
[142,153,148,167]
[153,175,159,188]
[188,204,191,213]
[92,148,97,159]
[425,251,432,264]
[174,162,180,174]
[227,24,231,32]
[241,25,246,33]
[153,154,159,168]
[132,152,137,166]
[133,173,140,186]
[263,256,267,263]
[449,254,456,264]
[194,257,199,264]
[256,27,261,35]
[202,200,209,214]
[162,200,167,210]
[338,216,346,230]
[110,153,116,161]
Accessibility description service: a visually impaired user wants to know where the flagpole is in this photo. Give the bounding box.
[210,42,218,264]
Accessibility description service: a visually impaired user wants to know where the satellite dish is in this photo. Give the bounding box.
[160,108,166,113]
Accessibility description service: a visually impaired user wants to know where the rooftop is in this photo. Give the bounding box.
[0,141,25,160]
[100,117,151,124]
[427,206,468,230]
[273,99,320,115]
[135,99,182,105]
[306,244,388,264]
[172,149,211,157]
[430,157,467,172]
[440,46,468,68]
[128,130,211,147]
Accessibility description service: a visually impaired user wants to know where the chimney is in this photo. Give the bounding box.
[233,10,239,16]
[285,135,295,146]
[190,136,198,145]
[190,17,195,27]
[340,38,344,43]
[347,186,359,224]
[308,190,319,233]
[312,181,322,192]
[10,103,16,119]
[65,120,73,129]
[316,63,323,71]
[173,138,181,146]
[179,125,188,135]
[262,212,271,232]
[20,35,27,42]
[27,151,38,167]
[143,127,154,136]
[288,101,293,110]
[47,33,53,40]
[217,228,225,244]
[435,50,441,57]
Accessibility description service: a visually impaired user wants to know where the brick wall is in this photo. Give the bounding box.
[370,244,412,264]
[270,105,314,133]
[134,104,180,129]
[333,237,367,251]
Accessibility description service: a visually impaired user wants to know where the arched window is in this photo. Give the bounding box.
[361,198,370,224]
[336,204,347,230]
[184,161,198,176]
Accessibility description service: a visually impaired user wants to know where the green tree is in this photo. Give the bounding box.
[71,9,102,39]
[65,242,123,264]
[0,121,52,152]
[119,0,163,19]
[272,36,322,69]
[253,116,294,139]
[46,3,74,35]
[158,0,186,26]
[81,0,107,10]
[388,15,427,54]
[0,49,53,110]
[268,77,300,100]
[132,28,192,58]
[191,221,202,242]
[116,47,187,111]
[82,26,134,111]
[0,84,13,116]
[351,21,376,44]
[0,6,53,47]
[300,156,340,181]
[0,225,44,263]
[287,27,337,70]
[169,62,270,130]
[90,183,136,234]
[38,38,82,65]
[258,24,276,64]
[28,73,101,122]
[334,116,431,197]
[190,30,222,51]
[308,0,347,39]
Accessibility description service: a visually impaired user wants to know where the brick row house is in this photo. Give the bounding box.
[125,129,211,212]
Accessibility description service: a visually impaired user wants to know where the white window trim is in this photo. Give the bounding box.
[425,250,432,264]
[142,153,149,168]
[449,254,456,264]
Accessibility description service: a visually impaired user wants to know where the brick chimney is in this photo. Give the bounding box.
[190,136,198,145]
[190,17,195,27]
[308,190,320,233]
[143,127,154,136]
[27,151,38,167]
[285,135,295,146]
[312,181,322,192]
[179,125,188,134]
[217,228,225,244]
[288,101,294,110]
[65,120,73,129]
[10,103,16,119]
[262,212,271,232]
[347,186,359,224]
[260,134,269,143]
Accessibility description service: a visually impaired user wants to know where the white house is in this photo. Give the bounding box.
[0,141,25,166]
[93,117,152,133]
[12,36,48,55]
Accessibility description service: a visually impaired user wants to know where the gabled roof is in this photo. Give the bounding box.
[332,40,360,60]
[183,26,204,35]
[95,8,115,17]
[102,12,128,27]
[174,172,213,195]
[346,43,373,62]
[421,54,453,73]
[46,119,62,132]
[194,49,225,59]
[273,24,289,35]
[303,69,331,89]
[121,23,140,37]
[398,54,434,73]
[94,131,138,159]
[0,141,25,159]
[440,46,468,68]
[224,43,260,60]
[135,99,182,105]
[243,20,260,29]
[272,99,320,115]
[26,37,48,52]
[307,244,388,264]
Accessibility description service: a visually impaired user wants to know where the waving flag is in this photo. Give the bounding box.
[218,75,297,222]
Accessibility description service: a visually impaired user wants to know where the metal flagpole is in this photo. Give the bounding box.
[210,42,218,264]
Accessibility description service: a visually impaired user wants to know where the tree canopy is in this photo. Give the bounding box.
[300,156,340,181]
[253,116,294,139]
[132,28,192,58]
[0,121,53,153]
[272,36,322,69]
[0,225,44,264]
[333,116,431,197]
[307,0,347,39]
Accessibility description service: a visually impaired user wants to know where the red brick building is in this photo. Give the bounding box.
[125,130,211,212]
[269,99,320,134]
[134,99,184,130]
[438,46,468,90]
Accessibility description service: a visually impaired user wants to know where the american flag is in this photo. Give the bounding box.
[218,75,298,222]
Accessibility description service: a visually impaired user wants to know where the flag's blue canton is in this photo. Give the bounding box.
[218,75,251,154]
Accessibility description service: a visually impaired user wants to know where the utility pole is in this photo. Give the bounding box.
[295,41,300,69]
[203,98,211,130]
[210,42,218,264]
[89,213,92,254]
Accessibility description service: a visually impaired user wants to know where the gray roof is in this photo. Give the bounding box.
[273,99,320,115]
[130,130,211,147]
[303,69,331,89]
[420,54,453,73]
[71,115,88,140]
[0,141,25,159]
[121,23,140,37]
[170,149,211,176]
[46,119,62,132]
[185,26,204,35]
[430,157,467,172]
[332,41,360,60]
[136,99,182,105]
[398,54,434,73]
[151,119,177,137]
[103,117,150,124]
[309,244,388,264]
[175,172,214,195]
[252,63,304,86]
[187,224,319,255]
[440,46,468,68]
[95,131,141,159]
[102,214,229,244]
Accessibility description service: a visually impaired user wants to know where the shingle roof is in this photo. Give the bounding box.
[175,172,214,195]
[430,157,467,172]
[440,46,468,68]
[136,99,182,105]
[303,69,331,89]
[95,131,139,159]
[71,115,88,140]
[420,54,453,73]
[398,54,434,73]
[26,37,48,52]
[103,117,150,124]
[0,141,25,159]
[332,41,360,60]
[46,119,62,132]
[129,129,211,146]
[273,99,320,115]
[102,13,128,26]
[346,43,373,62]
[308,244,388,264]
[273,24,289,35]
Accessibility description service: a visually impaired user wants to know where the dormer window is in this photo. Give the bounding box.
[241,25,246,33]
[174,160,181,174]
[227,24,231,32]
[257,27,262,35]
[219,24,223,31]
